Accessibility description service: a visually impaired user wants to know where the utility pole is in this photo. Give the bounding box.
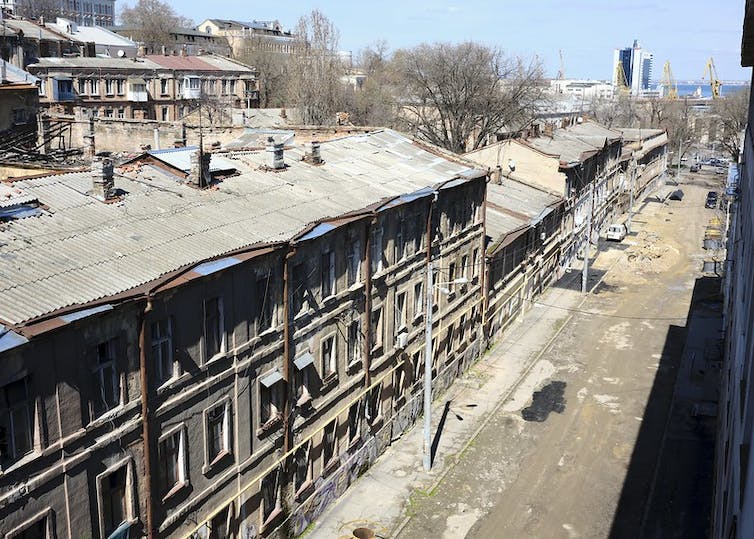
[423,260,434,471]
[627,160,636,232]
[581,184,593,294]
[677,138,682,179]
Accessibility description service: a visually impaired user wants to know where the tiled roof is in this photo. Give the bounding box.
[0,130,480,326]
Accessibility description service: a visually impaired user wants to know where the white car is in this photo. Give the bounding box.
[606,223,627,241]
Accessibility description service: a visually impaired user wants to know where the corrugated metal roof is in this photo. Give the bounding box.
[486,179,562,241]
[0,129,477,325]
[147,147,239,173]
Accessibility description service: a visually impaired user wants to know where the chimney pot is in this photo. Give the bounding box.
[189,148,211,187]
[306,140,322,165]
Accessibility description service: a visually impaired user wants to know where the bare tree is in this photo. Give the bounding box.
[392,42,547,154]
[712,86,750,162]
[659,98,694,165]
[13,0,60,21]
[346,41,396,127]
[288,10,347,125]
[588,93,639,129]
[120,0,193,55]
[236,37,291,108]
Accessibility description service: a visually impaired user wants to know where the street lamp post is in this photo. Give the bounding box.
[581,183,594,294]
[423,262,468,471]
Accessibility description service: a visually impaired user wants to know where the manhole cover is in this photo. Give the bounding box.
[353,528,375,539]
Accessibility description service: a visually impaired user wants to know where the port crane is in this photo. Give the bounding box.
[614,62,629,94]
[661,61,678,99]
[702,57,722,99]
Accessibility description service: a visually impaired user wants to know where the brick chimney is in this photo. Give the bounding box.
[91,155,115,200]
[189,148,211,187]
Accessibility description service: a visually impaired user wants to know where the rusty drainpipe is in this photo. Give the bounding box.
[282,247,296,455]
[138,296,155,539]
[363,216,376,386]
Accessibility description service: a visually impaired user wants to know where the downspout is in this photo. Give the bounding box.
[283,247,296,455]
[138,296,155,539]
[364,216,376,386]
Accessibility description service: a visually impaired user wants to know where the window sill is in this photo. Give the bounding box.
[203,449,232,475]
[258,414,283,435]
[0,449,40,476]
[261,507,283,533]
[296,392,313,408]
[346,359,362,372]
[88,403,125,429]
[321,373,338,391]
[203,350,228,368]
[161,480,190,503]
[294,480,314,502]
[322,457,340,477]
[156,372,190,394]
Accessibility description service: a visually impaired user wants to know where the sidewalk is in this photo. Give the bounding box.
[308,268,596,539]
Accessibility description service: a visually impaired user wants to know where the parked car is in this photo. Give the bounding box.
[705,191,719,208]
[605,223,627,242]
[690,164,700,172]
[715,167,726,175]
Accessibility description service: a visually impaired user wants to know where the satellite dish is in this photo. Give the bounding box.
[117,49,126,58]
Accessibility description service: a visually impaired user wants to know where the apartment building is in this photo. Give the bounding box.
[0,130,486,538]
[27,54,258,121]
[196,19,296,58]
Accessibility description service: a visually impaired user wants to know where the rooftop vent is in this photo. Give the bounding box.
[266,136,285,170]
[303,140,323,165]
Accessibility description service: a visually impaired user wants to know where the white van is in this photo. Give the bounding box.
[606,223,627,242]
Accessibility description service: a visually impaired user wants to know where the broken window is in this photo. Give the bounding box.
[347,320,361,369]
[158,428,187,497]
[322,420,338,468]
[370,227,384,274]
[292,262,307,316]
[152,317,175,386]
[346,239,361,286]
[394,291,407,335]
[0,377,33,466]
[206,401,231,464]
[365,385,382,425]
[92,339,119,418]
[294,441,312,493]
[255,272,274,334]
[203,296,224,361]
[370,307,383,351]
[413,281,424,319]
[348,400,362,445]
[321,250,336,298]
[321,334,337,380]
[261,467,281,523]
[99,464,132,537]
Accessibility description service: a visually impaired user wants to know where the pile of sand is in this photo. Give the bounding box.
[622,231,680,274]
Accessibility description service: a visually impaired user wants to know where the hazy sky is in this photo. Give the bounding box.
[122,0,749,82]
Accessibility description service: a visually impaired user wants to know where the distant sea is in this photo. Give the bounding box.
[655,81,750,99]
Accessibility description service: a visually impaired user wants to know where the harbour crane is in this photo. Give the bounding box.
[702,57,722,99]
[661,60,678,99]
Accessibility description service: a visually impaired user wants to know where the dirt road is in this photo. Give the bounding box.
[396,171,726,539]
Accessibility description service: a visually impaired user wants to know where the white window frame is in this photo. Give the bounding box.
[371,307,383,350]
[255,271,274,334]
[321,333,337,380]
[203,399,231,470]
[260,376,283,427]
[347,319,361,369]
[348,400,362,446]
[413,281,423,320]
[394,291,407,335]
[104,78,114,95]
[0,377,35,467]
[158,425,188,499]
